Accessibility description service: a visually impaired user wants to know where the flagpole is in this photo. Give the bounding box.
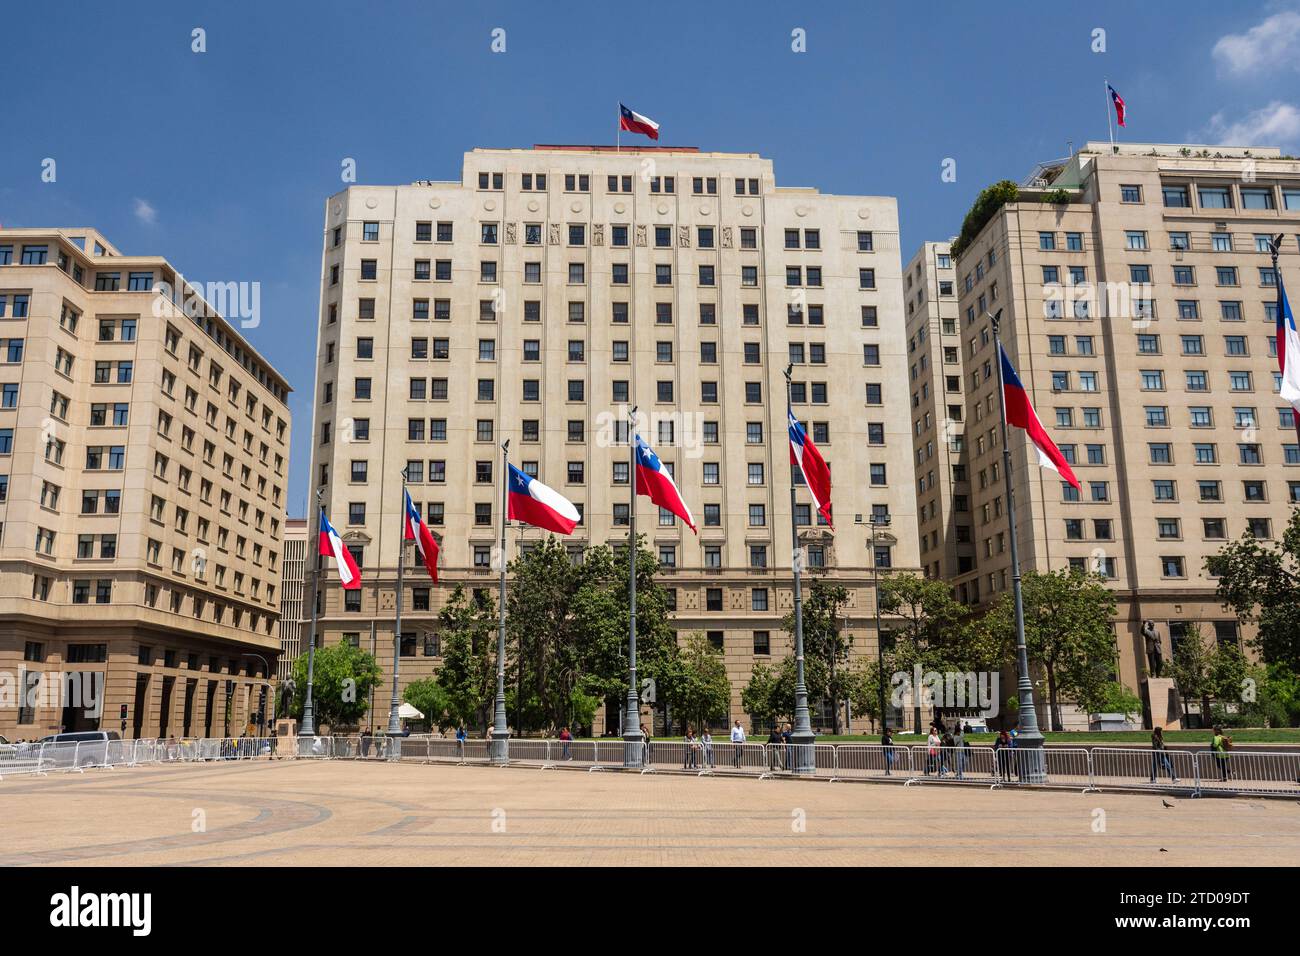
[616,102,621,153]
[491,439,511,764]
[989,310,1046,782]
[624,407,640,767]
[386,470,406,739]
[1105,78,1116,154]
[783,365,815,773]
[299,488,323,738]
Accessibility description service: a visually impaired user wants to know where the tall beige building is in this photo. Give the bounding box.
[307,145,919,733]
[0,228,291,740]
[947,143,1299,725]
[904,240,974,582]
[277,517,308,682]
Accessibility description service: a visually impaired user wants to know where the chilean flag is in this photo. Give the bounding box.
[634,434,696,533]
[619,103,660,140]
[1108,84,1127,127]
[507,463,580,535]
[1000,345,1081,491]
[319,511,361,589]
[403,489,440,583]
[1276,276,1300,437]
[788,409,833,529]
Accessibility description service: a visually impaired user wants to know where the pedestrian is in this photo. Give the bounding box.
[782,722,793,770]
[1149,726,1178,783]
[767,726,783,771]
[701,729,714,768]
[730,720,746,769]
[881,726,894,776]
[455,725,467,759]
[952,723,966,779]
[993,729,1012,782]
[684,727,697,769]
[640,723,651,767]
[926,727,941,775]
[1211,725,1232,782]
[940,725,955,777]
[559,725,572,760]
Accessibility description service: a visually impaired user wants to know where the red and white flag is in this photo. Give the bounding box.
[619,103,660,140]
[1000,345,1081,490]
[318,510,361,589]
[403,489,440,582]
[789,408,833,529]
[634,434,696,532]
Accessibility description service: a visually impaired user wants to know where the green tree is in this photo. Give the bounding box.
[506,537,581,732]
[1166,623,1215,720]
[1206,510,1300,671]
[434,585,495,732]
[660,633,731,733]
[741,653,829,732]
[403,677,449,731]
[983,568,1118,731]
[877,573,998,731]
[290,641,382,730]
[951,180,1019,258]
[780,578,861,732]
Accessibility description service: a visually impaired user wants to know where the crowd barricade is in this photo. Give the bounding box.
[1090,747,1195,791]
[0,744,50,778]
[293,736,334,759]
[764,742,837,778]
[906,745,996,784]
[833,744,910,780]
[1194,749,1300,796]
[505,739,552,766]
[1043,747,1097,790]
[711,741,769,775]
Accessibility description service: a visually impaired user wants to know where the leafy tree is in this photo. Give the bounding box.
[1206,510,1300,671]
[434,585,495,732]
[951,180,1019,258]
[1166,622,1215,720]
[1087,681,1143,719]
[780,578,859,732]
[403,677,449,731]
[290,641,382,730]
[741,653,829,732]
[506,537,581,732]
[877,574,999,731]
[983,568,1117,731]
[659,633,731,733]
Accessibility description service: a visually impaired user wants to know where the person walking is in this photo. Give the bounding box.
[767,726,783,771]
[701,729,715,769]
[730,720,746,769]
[993,729,1012,782]
[1150,726,1178,783]
[939,725,955,777]
[559,726,573,761]
[952,723,966,780]
[1211,725,1232,782]
[455,725,467,760]
[782,722,793,770]
[881,726,894,776]
[640,723,651,768]
[926,727,941,776]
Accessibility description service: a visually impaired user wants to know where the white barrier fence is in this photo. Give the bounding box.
[2,736,1297,797]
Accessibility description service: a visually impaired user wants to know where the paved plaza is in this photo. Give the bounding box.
[2,760,1298,866]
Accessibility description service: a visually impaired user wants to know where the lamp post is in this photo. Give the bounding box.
[869,514,891,733]
[989,310,1046,782]
[624,407,642,768]
[491,439,511,764]
[386,468,409,746]
[783,365,815,773]
[300,488,324,738]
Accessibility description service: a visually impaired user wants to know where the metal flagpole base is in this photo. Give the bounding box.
[1014,732,1047,784]
[789,729,816,774]
[490,731,510,765]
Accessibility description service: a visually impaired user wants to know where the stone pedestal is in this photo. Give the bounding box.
[1145,677,1181,730]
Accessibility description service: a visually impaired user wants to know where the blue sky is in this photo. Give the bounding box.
[4,0,1297,516]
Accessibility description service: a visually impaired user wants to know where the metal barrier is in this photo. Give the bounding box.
[1194,749,1300,796]
[1090,747,1195,791]
[835,744,912,780]
[9,733,1300,801]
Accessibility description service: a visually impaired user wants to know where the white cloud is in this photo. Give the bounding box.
[1212,10,1300,74]
[1204,100,1300,148]
[133,198,157,225]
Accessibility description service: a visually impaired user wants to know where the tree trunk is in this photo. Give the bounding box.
[1046,663,1063,732]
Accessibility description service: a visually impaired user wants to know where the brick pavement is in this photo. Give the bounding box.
[1,760,1296,866]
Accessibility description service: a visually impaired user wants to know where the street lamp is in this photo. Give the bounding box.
[868,514,892,733]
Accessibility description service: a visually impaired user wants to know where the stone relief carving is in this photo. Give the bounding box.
[548,223,561,245]
[677,225,691,248]
[592,223,604,246]
[721,226,734,249]
[504,222,517,244]
[635,224,648,247]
